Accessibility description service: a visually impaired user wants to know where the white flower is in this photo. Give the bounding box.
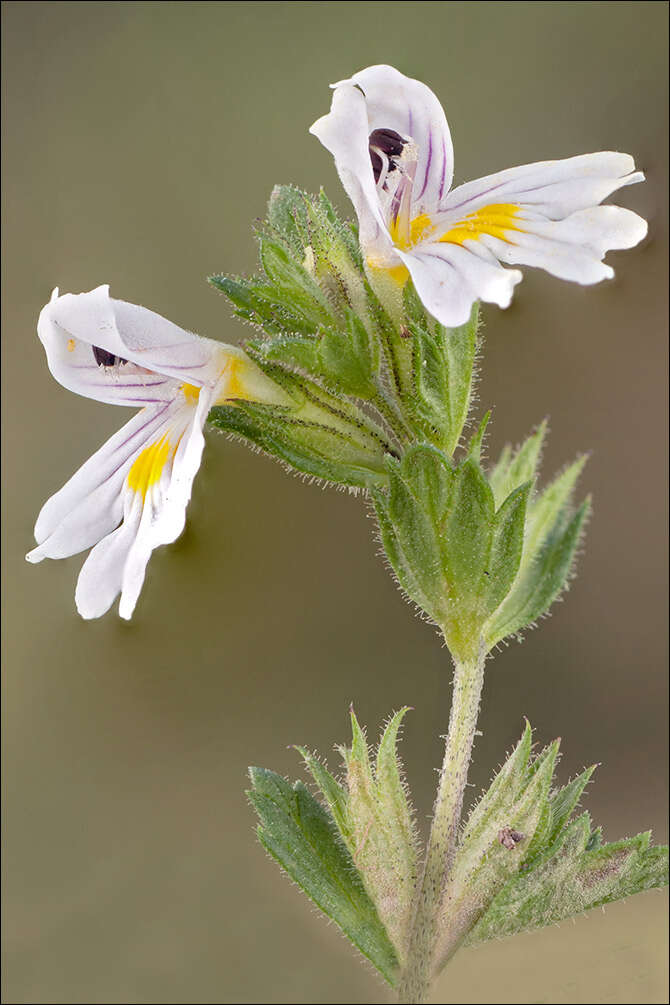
[310,64,647,328]
[27,285,286,620]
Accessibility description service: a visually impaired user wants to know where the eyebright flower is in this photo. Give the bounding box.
[310,64,647,328]
[27,285,286,620]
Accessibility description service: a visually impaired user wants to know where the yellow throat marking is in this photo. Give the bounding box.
[215,355,255,404]
[127,435,172,499]
[438,203,521,246]
[181,383,201,403]
[369,203,521,286]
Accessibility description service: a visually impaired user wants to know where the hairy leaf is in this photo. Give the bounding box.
[248,767,398,984]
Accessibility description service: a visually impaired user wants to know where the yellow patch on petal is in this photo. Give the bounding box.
[389,212,435,251]
[439,203,521,246]
[181,383,201,403]
[368,213,435,286]
[367,205,521,287]
[127,435,172,499]
[215,355,257,404]
[367,259,410,287]
[67,338,76,353]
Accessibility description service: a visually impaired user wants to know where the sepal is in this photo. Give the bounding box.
[335,708,419,964]
[258,308,379,400]
[209,349,392,489]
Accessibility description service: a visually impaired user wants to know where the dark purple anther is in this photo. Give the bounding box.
[369,127,407,183]
[92,345,128,367]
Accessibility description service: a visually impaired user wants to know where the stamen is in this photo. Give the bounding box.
[370,128,406,159]
[369,128,407,184]
[92,345,128,367]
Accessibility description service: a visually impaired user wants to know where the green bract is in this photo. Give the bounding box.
[248,713,667,987]
[373,429,588,663]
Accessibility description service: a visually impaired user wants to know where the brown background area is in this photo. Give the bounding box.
[2,3,668,1002]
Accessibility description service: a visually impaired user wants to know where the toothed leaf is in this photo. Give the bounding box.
[465,817,668,945]
[547,766,597,848]
[482,482,531,618]
[247,767,398,984]
[485,498,590,647]
[338,710,419,964]
[489,421,548,507]
[402,287,479,455]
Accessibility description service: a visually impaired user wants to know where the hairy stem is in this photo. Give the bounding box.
[397,642,486,1004]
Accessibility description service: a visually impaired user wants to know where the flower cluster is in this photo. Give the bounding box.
[27,64,646,618]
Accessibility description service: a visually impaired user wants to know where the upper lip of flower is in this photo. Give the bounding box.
[310,63,648,328]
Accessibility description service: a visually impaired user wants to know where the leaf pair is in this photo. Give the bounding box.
[248,712,668,986]
[373,422,589,660]
[373,444,529,662]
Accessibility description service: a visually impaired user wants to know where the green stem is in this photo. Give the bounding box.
[397,642,486,1004]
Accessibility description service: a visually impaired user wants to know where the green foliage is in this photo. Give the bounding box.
[208,346,392,489]
[223,184,662,1000]
[210,186,483,492]
[247,767,398,985]
[300,708,419,966]
[485,445,590,648]
[372,421,589,660]
[248,709,421,983]
[432,724,668,970]
[373,445,530,662]
[249,713,668,988]
[210,187,590,646]
[403,284,479,455]
[489,419,547,507]
[259,308,379,400]
[466,817,668,946]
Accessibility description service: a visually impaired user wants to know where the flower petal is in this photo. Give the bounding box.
[72,389,211,620]
[75,496,144,620]
[344,65,454,213]
[442,152,644,220]
[29,384,210,619]
[27,402,175,562]
[116,387,213,620]
[38,286,228,406]
[398,242,523,328]
[479,205,648,284]
[310,82,394,261]
[310,65,455,261]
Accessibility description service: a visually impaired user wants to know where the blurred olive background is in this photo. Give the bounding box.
[2,3,667,1003]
